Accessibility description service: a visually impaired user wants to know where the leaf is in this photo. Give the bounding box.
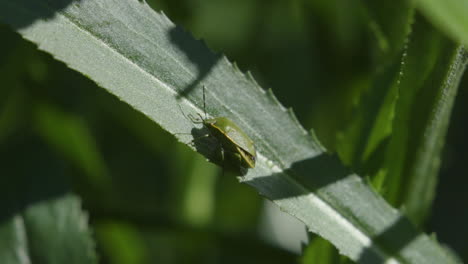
[0,195,96,264]
[360,0,414,62]
[336,0,414,168]
[0,135,97,264]
[337,4,467,227]
[383,15,468,224]
[0,0,463,262]
[416,0,468,46]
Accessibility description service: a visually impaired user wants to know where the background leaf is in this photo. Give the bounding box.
[417,0,468,46]
[382,15,466,225]
[0,134,96,264]
[0,195,96,264]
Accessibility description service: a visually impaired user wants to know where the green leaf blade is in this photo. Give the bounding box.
[417,0,468,46]
[0,216,30,264]
[383,16,467,224]
[0,195,96,264]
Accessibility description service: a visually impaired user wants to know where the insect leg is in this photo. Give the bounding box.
[177,104,203,124]
[188,134,211,146]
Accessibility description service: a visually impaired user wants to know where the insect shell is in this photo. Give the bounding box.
[203,116,256,169]
[188,86,256,172]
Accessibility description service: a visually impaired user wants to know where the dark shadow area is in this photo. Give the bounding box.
[189,125,248,176]
[0,131,71,224]
[0,0,76,30]
[187,125,220,163]
[357,216,420,263]
[244,154,351,200]
[168,26,222,99]
[243,154,422,261]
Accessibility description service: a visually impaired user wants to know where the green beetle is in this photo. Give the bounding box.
[187,86,256,170]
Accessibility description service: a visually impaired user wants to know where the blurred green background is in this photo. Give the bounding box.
[0,0,466,263]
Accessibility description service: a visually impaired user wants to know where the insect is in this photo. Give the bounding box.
[185,86,256,172]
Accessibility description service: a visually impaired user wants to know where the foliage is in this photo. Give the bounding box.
[0,0,467,263]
